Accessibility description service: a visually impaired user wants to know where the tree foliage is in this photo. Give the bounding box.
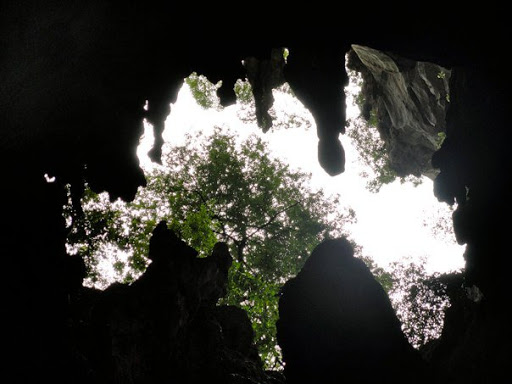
[65,128,354,368]
[388,256,450,348]
[184,72,222,110]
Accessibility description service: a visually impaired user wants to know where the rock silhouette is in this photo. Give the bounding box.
[65,221,277,384]
[277,238,426,384]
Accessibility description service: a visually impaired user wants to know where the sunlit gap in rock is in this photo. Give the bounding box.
[44,173,56,183]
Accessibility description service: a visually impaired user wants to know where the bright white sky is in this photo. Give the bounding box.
[137,77,465,275]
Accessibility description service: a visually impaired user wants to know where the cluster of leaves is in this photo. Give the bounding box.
[353,246,449,350]
[184,72,222,110]
[422,202,457,246]
[346,115,399,193]
[359,253,393,293]
[388,257,450,348]
[436,131,447,149]
[64,186,144,285]
[220,260,283,369]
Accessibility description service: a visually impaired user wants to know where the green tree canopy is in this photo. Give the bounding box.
[65,128,355,368]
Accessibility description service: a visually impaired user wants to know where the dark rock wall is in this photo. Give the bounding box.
[433,66,511,298]
[420,273,509,384]
[422,66,511,383]
[2,1,510,383]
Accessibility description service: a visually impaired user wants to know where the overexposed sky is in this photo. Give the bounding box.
[138,79,465,274]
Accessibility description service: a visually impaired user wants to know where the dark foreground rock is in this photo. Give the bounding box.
[276,238,428,384]
[64,221,282,384]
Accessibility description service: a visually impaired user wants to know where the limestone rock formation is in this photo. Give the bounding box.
[347,45,450,180]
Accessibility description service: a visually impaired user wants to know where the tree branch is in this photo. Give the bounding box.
[193,188,242,235]
[212,227,237,243]
[247,200,300,238]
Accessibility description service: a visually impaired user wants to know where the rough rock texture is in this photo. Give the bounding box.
[64,221,282,384]
[2,2,511,383]
[347,45,450,180]
[420,273,509,384]
[277,238,427,384]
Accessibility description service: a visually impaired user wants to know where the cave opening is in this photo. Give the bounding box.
[61,45,467,370]
[4,4,510,382]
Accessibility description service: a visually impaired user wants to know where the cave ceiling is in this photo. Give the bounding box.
[1,2,507,199]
